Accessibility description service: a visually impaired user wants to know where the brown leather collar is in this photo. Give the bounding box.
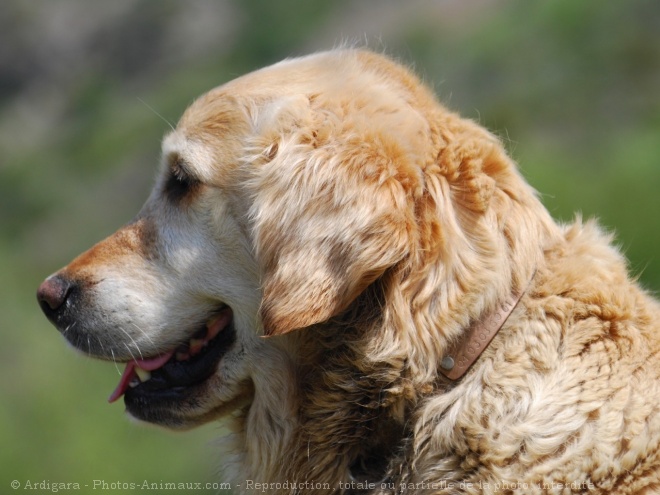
[439,276,533,381]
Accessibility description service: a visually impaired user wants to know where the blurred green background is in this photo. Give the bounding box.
[2,0,658,493]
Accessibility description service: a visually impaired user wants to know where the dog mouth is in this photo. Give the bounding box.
[108,306,235,405]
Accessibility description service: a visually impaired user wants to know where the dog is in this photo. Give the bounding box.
[38,49,659,494]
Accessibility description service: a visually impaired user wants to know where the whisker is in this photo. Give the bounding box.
[117,326,145,360]
[62,321,76,336]
[130,321,156,348]
[95,335,106,356]
[123,342,137,362]
[137,97,175,131]
[111,349,122,376]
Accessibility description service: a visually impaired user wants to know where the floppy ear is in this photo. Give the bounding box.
[247,109,417,336]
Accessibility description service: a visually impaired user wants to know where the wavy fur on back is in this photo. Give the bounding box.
[217,50,660,494]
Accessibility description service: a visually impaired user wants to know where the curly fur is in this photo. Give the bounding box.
[225,50,660,494]
[41,49,660,494]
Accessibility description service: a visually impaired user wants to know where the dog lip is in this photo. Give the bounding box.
[108,307,234,404]
[122,309,236,411]
[107,351,175,403]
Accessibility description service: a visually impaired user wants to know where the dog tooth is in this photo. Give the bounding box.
[128,377,140,388]
[206,309,231,340]
[189,338,205,355]
[135,367,151,382]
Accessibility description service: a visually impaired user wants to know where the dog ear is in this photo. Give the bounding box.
[248,121,416,336]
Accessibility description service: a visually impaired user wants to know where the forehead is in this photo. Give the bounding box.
[158,50,416,186]
[158,54,318,186]
[160,94,248,187]
[158,66,303,186]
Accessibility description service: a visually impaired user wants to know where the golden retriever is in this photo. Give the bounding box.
[38,49,660,494]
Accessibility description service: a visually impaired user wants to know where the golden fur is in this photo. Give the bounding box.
[40,50,660,493]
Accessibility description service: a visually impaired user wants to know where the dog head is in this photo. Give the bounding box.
[37,50,544,430]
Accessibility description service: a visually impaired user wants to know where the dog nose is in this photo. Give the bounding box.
[37,275,74,319]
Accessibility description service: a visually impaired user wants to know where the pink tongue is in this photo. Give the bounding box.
[134,351,175,371]
[107,350,175,403]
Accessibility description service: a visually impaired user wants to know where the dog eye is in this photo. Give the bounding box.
[164,165,200,204]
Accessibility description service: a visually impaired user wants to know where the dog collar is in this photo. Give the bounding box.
[439,274,534,381]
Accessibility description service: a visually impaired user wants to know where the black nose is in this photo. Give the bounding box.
[37,275,74,321]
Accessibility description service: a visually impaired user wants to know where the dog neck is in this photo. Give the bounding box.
[439,273,535,381]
